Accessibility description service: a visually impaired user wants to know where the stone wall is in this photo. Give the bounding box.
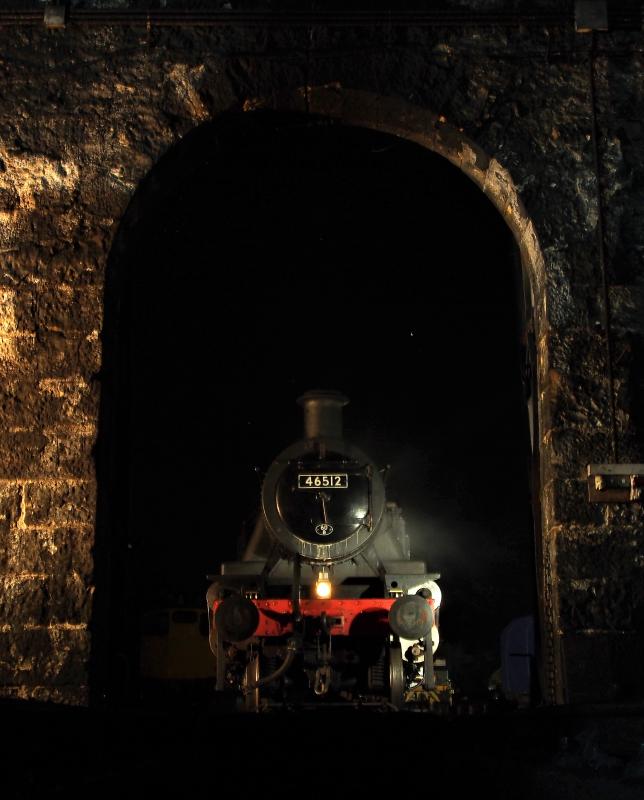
[0,5,642,704]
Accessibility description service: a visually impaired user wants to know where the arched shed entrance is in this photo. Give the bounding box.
[97,87,554,705]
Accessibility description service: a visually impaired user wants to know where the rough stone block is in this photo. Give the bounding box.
[0,483,22,537]
[0,573,93,626]
[24,481,96,527]
[545,268,593,329]
[545,370,610,433]
[0,330,101,380]
[38,377,101,427]
[544,478,604,527]
[0,431,49,479]
[45,573,94,625]
[0,285,102,339]
[603,502,644,530]
[34,285,103,336]
[0,287,35,334]
[0,625,89,687]
[3,527,93,581]
[558,578,634,632]
[0,575,48,625]
[615,436,643,466]
[0,430,95,479]
[542,426,613,480]
[561,632,644,703]
[547,328,607,382]
[610,285,644,334]
[0,377,100,433]
[556,526,644,631]
[43,432,96,478]
[0,684,89,705]
[0,241,106,287]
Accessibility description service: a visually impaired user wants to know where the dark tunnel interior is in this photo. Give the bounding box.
[99,112,538,701]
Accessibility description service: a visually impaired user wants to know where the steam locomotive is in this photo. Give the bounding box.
[207,391,450,710]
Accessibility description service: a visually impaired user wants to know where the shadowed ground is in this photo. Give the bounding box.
[4,701,644,798]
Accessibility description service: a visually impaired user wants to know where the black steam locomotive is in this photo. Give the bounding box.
[207,391,450,710]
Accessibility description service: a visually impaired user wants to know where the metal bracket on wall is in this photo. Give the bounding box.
[587,464,644,502]
[575,1,608,32]
[44,4,67,30]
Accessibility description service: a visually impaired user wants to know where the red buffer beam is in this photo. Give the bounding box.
[212,597,435,638]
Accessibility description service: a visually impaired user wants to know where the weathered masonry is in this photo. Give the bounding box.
[0,2,643,705]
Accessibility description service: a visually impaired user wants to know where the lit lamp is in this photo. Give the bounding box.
[314,569,332,599]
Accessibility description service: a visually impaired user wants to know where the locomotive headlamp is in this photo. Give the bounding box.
[314,570,332,599]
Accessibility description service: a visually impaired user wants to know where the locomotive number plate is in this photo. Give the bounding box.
[297,473,348,489]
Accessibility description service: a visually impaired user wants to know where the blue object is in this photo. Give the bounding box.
[501,615,535,697]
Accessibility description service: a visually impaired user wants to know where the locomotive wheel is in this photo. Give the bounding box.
[367,648,386,691]
[388,642,405,710]
[244,653,260,712]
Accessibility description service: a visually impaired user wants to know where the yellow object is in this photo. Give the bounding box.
[140,608,215,681]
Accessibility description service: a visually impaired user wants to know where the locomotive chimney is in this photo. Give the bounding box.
[297,390,349,440]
